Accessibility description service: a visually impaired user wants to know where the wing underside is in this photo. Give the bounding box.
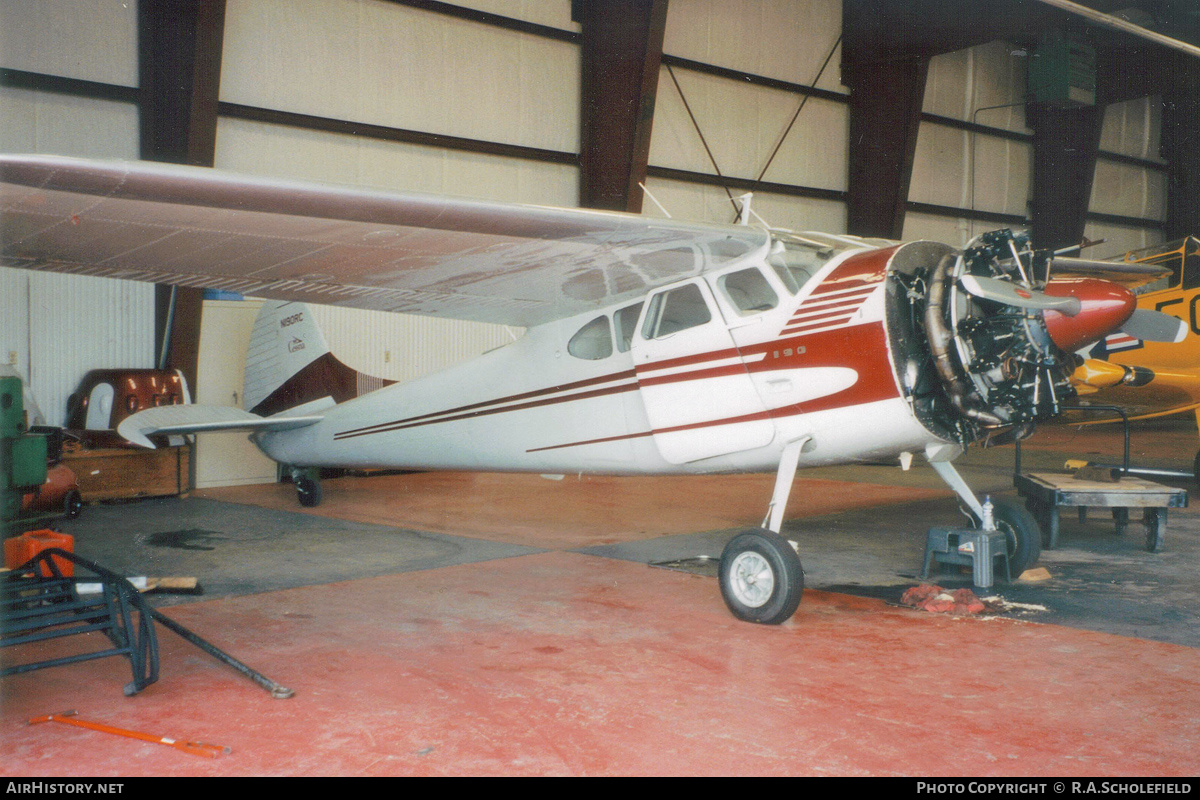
[0,155,769,327]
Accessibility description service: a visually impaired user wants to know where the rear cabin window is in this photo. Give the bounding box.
[568,316,613,360]
[719,267,778,315]
[642,283,712,339]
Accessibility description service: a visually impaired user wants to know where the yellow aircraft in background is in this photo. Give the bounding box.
[1071,237,1200,474]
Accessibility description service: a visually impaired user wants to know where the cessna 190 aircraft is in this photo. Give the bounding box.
[1,154,1184,624]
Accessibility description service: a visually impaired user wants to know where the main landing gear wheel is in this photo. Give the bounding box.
[983,498,1041,578]
[719,530,804,625]
[295,474,322,508]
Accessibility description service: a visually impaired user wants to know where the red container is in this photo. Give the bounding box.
[4,529,74,577]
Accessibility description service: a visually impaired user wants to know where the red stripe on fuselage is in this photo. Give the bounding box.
[333,369,638,440]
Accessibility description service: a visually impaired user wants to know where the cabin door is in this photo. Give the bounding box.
[631,278,775,464]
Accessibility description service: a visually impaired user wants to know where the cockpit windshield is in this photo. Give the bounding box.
[766,232,875,294]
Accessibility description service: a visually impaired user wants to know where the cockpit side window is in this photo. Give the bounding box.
[642,283,712,339]
[1184,241,1200,290]
[568,315,614,360]
[614,302,643,352]
[1126,239,1200,295]
[718,267,778,315]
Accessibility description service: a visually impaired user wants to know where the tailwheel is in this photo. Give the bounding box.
[985,498,1041,578]
[718,530,804,624]
[294,471,322,508]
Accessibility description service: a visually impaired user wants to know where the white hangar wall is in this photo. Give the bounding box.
[196,0,579,484]
[212,0,578,390]
[0,0,1173,478]
[907,40,1165,257]
[648,0,848,232]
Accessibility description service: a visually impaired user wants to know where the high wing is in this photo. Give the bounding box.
[0,154,769,328]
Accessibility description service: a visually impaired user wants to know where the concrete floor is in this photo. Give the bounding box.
[2,419,1200,776]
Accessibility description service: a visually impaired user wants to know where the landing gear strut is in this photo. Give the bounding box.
[718,437,807,624]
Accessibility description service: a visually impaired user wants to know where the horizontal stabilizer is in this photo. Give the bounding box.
[117,405,323,449]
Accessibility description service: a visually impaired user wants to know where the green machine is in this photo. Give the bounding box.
[1028,33,1096,107]
[1,375,48,521]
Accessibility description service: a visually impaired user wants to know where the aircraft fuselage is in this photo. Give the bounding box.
[254,234,961,477]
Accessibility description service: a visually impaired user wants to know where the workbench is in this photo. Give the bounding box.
[1014,471,1188,553]
[61,443,191,502]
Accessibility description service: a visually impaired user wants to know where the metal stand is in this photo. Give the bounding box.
[2,547,292,698]
[2,549,158,696]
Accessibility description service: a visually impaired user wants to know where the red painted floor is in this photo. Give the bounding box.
[4,550,1199,777]
[5,417,1200,776]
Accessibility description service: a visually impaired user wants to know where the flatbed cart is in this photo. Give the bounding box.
[1013,405,1188,553]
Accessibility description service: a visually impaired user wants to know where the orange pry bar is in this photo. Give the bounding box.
[28,711,230,758]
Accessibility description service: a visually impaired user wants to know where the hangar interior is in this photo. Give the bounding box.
[3,0,1200,777]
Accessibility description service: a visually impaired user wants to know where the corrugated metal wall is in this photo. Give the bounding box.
[210,0,577,406]
[0,0,1174,473]
[651,1,1165,258]
[648,0,848,231]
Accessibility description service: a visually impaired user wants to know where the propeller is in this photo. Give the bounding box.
[959,274,1080,314]
[1120,308,1188,344]
[930,228,1187,440]
[958,272,1187,344]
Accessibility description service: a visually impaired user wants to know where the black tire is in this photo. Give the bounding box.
[718,530,804,624]
[296,475,322,508]
[63,489,83,519]
[1193,449,1200,489]
[986,498,1041,578]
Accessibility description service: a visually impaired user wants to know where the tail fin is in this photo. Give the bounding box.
[243,301,391,416]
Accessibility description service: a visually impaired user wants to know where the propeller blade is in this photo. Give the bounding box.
[1120,309,1188,343]
[1050,256,1168,276]
[959,274,1082,315]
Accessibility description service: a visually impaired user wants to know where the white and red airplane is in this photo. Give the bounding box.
[1,154,1181,624]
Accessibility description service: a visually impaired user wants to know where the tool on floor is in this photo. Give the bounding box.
[75,576,201,595]
[28,711,230,758]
